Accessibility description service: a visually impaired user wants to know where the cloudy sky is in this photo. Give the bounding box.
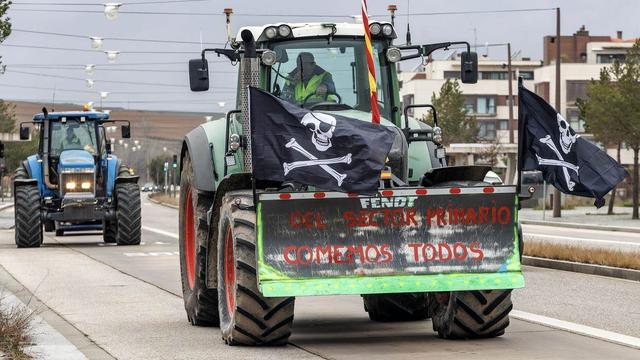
[0,0,638,114]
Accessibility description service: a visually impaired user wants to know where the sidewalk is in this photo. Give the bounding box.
[0,286,88,360]
[520,206,640,231]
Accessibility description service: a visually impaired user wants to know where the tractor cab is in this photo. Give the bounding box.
[189,21,478,184]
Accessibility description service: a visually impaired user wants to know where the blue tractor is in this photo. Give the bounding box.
[13,108,141,247]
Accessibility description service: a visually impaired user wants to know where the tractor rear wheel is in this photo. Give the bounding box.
[43,220,55,232]
[429,290,513,339]
[218,191,295,346]
[362,293,429,322]
[14,185,43,248]
[179,152,219,326]
[103,220,117,243]
[115,183,141,245]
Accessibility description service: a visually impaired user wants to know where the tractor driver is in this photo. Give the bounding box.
[57,125,96,154]
[282,52,337,106]
[59,127,81,151]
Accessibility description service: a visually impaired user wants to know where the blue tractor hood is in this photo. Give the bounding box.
[58,150,95,169]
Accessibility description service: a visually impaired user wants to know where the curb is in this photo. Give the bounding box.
[522,256,640,282]
[147,195,179,209]
[521,219,640,234]
[0,203,14,212]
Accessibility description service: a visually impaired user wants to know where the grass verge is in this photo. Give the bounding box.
[149,193,179,207]
[524,241,640,271]
[0,295,33,360]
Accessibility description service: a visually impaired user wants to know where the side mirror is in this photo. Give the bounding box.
[460,51,478,84]
[19,126,30,140]
[121,124,131,139]
[189,58,210,92]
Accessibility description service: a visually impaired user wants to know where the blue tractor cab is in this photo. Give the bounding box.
[13,107,141,247]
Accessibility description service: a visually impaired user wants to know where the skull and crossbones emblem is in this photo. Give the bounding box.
[536,114,579,191]
[283,112,352,186]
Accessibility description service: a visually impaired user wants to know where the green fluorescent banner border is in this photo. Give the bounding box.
[256,199,524,298]
[259,272,524,297]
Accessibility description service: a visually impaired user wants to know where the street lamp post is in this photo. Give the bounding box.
[553,7,562,218]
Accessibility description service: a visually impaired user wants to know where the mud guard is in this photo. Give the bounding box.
[205,173,252,289]
[115,175,140,184]
[181,127,216,193]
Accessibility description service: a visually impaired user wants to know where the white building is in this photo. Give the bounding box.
[398,55,541,178]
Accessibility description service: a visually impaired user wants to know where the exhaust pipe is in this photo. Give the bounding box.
[239,30,259,173]
[41,107,58,190]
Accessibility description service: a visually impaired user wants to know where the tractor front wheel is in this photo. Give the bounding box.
[217,191,295,346]
[14,185,43,248]
[429,290,513,339]
[362,293,430,322]
[103,220,117,243]
[115,183,141,245]
[178,151,219,326]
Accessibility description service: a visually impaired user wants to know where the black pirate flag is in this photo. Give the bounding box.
[518,82,628,207]
[249,87,395,193]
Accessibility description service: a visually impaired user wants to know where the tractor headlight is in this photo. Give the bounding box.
[278,24,292,37]
[264,26,277,39]
[81,182,91,190]
[369,22,381,36]
[382,24,394,37]
[66,181,77,190]
[433,126,443,144]
[386,47,402,63]
[261,50,277,66]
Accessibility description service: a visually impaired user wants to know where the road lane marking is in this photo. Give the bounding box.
[524,233,640,247]
[142,226,178,239]
[511,310,640,349]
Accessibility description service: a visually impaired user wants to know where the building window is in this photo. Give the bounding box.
[444,71,460,79]
[566,108,585,133]
[519,71,534,80]
[498,120,509,130]
[596,54,626,64]
[566,80,588,104]
[476,96,496,115]
[478,120,496,140]
[480,71,509,80]
[402,94,414,116]
[464,96,496,115]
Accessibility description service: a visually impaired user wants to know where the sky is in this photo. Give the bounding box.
[0,0,639,114]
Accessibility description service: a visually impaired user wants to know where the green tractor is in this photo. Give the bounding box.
[179,21,523,345]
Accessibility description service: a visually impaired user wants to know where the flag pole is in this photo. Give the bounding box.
[361,0,381,124]
[516,77,524,205]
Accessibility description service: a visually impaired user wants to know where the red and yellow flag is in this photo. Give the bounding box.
[361,0,381,124]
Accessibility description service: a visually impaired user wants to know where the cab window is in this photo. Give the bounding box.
[268,38,391,118]
[50,119,98,156]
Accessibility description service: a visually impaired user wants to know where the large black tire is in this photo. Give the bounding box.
[428,179,513,339]
[43,220,55,232]
[217,191,295,346]
[115,183,141,245]
[14,185,43,248]
[362,293,429,322]
[103,220,117,243]
[429,290,513,339]
[179,152,219,326]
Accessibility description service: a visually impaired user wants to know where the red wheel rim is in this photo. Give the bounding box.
[184,188,196,290]
[224,225,236,315]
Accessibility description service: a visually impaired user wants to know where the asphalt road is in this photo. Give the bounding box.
[522,223,640,252]
[0,198,639,359]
